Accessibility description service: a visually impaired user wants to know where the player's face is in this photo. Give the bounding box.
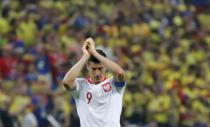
[87,62,106,84]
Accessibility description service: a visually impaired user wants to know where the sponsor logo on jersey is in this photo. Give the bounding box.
[102,82,112,92]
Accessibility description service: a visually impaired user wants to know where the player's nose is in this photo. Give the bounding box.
[95,72,100,76]
[95,71,101,76]
[95,75,100,79]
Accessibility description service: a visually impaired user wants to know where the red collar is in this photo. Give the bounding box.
[85,77,107,85]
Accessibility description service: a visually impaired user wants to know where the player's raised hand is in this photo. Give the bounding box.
[82,42,90,58]
[85,37,96,54]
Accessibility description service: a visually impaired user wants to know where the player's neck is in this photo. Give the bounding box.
[87,76,107,85]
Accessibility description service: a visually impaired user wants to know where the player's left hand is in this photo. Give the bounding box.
[85,37,96,54]
[82,42,91,58]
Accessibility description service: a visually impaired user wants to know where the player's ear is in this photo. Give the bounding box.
[101,64,107,71]
[86,62,90,71]
[105,67,107,71]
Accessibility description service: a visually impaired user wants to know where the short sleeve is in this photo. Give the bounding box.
[109,77,126,94]
[71,78,84,99]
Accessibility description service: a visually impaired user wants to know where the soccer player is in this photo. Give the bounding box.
[63,37,126,127]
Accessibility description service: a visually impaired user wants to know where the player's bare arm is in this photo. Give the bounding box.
[62,41,90,91]
[86,38,126,82]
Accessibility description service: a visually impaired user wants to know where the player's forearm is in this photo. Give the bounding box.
[92,51,125,75]
[63,55,89,86]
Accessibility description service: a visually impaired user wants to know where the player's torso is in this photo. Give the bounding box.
[80,79,113,108]
[75,78,122,127]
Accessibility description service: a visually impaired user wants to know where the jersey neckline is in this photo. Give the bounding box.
[85,77,108,85]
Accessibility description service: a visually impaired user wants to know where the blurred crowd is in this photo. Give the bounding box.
[0,0,210,127]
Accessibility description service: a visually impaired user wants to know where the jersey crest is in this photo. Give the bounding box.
[102,82,112,92]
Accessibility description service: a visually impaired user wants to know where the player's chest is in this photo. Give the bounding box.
[82,82,112,104]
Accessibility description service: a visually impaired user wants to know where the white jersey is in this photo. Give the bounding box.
[71,77,126,127]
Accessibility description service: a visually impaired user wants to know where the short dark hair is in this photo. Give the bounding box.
[89,49,106,63]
